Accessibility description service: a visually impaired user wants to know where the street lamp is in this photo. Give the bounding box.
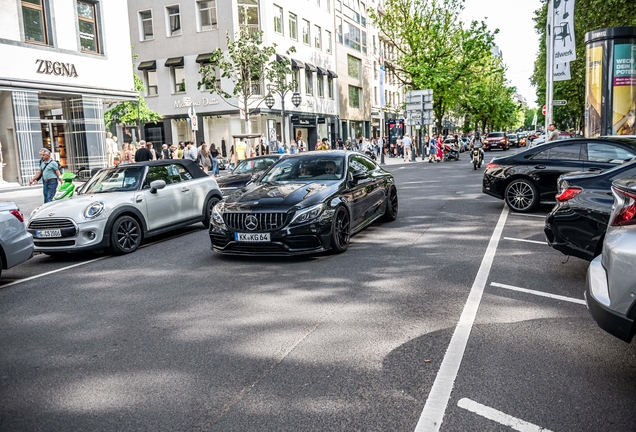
[265,85,302,150]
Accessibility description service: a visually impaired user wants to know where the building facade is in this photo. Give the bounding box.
[127,0,339,153]
[0,0,136,185]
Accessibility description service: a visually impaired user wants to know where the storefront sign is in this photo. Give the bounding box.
[317,118,326,124]
[35,59,78,77]
[174,96,219,109]
[291,116,315,126]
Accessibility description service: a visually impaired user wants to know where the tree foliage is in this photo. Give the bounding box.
[531,0,636,131]
[198,27,296,133]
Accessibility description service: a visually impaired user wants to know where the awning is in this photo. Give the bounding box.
[276,54,290,63]
[165,57,184,67]
[195,53,215,64]
[316,67,328,76]
[327,70,338,78]
[137,60,156,70]
[291,58,304,69]
[304,63,316,72]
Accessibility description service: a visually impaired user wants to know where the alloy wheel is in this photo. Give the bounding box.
[113,217,141,253]
[333,208,350,251]
[505,180,537,212]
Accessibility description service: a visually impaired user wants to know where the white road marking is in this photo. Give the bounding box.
[490,282,586,305]
[504,237,546,245]
[510,213,546,219]
[0,257,107,289]
[414,206,509,432]
[457,398,553,432]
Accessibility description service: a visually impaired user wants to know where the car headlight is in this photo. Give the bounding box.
[500,139,506,143]
[82,202,105,219]
[29,206,41,221]
[290,203,325,225]
[212,203,225,226]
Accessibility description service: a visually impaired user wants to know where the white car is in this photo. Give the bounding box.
[0,202,34,276]
[28,160,222,255]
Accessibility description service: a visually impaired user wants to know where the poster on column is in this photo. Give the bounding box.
[552,0,576,63]
[612,44,636,135]
[586,44,603,138]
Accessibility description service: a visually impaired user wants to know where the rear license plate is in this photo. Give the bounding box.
[235,232,270,242]
[36,229,62,238]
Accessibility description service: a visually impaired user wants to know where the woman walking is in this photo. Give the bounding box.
[210,143,220,177]
[196,143,213,173]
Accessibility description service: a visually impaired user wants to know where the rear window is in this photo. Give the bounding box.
[532,143,583,161]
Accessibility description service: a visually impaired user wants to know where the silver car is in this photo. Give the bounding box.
[585,176,636,342]
[0,202,34,276]
[28,160,222,255]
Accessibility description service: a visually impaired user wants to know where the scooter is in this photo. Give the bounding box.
[53,171,78,200]
[443,143,460,161]
[472,147,484,170]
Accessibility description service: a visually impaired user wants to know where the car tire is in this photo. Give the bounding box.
[331,206,350,253]
[202,195,221,228]
[505,179,539,213]
[383,186,398,222]
[109,215,142,254]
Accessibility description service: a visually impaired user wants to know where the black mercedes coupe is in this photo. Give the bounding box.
[209,151,398,255]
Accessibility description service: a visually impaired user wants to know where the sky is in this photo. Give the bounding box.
[460,0,543,108]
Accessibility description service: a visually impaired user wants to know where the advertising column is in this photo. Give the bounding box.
[612,43,636,135]
[585,44,603,137]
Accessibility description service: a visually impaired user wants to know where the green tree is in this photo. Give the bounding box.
[104,73,162,133]
[198,27,296,134]
[531,0,636,131]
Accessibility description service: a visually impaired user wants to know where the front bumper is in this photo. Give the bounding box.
[585,256,635,342]
[29,217,110,252]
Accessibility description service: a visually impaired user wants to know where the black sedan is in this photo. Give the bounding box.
[544,159,636,261]
[209,151,398,255]
[217,155,282,196]
[482,137,636,212]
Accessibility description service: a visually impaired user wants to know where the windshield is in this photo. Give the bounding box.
[508,134,517,139]
[260,155,345,184]
[233,156,279,174]
[487,133,505,138]
[81,166,145,194]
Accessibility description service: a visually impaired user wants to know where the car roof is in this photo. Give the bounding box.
[106,159,209,179]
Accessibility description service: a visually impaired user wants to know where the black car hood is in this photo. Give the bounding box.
[223,181,340,211]
[217,173,254,188]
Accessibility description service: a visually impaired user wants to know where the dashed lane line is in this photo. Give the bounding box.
[414,206,509,432]
[490,282,586,305]
[503,237,546,245]
[457,398,553,432]
[509,213,546,218]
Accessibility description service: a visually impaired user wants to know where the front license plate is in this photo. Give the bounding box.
[36,229,62,238]
[235,232,271,242]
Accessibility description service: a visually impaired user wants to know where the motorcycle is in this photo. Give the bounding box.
[364,148,377,161]
[471,148,484,170]
[443,143,460,161]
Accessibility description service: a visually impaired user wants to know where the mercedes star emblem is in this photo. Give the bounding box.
[245,215,258,231]
[48,213,55,217]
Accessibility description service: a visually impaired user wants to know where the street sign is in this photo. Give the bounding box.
[190,114,198,131]
[542,105,547,115]
[552,100,567,106]
[406,103,422,111]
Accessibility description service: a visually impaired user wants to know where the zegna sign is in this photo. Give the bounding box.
[174,96,219,109]
[35,59,78,77]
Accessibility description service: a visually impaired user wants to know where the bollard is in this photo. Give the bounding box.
[411,146,416,162]
[380,149,385,164]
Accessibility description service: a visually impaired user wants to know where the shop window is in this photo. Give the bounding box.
[139,10,153,41]
[173,66,186,93]
[166,5,181,36]
[197,0,217,31]
[22,0,50,45]
[146,70,158,96]
[349,85,361,108]
[77,1,100,53]
[274,5,283,34]
[289,13,297,40]
[302,19,310,45]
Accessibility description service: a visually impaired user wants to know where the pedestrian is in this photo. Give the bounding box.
[134,141,152,162]
[428,135,438,162]
[177,142,184,159]
[160,144,171,160]
[106,132,117,167]
[28,148,62,203]
[547,123,559,141]
[234,137,248,166]
[436,134,444,161]
[336,137,343,150]
[290,139,297,154]
[402,134,412,162]
[184,143,197,161]
[120,142,134,164]
[210,143,220,177]
[147,142,157,160]
[197,143,213,173]
[170,143,177,159]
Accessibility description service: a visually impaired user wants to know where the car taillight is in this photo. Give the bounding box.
[9,209,25,223]
[610,186,636,226]
[485,162,498,171]
[556,187,582,202]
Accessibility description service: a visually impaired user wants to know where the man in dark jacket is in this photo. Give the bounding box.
[135,141,153,162]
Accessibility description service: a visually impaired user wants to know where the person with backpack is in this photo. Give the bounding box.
[28,148,63,203]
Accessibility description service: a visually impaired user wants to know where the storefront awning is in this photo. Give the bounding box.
[327,70,338,78]
[195,53,215,64]
[291,58,305,69]
[165,57,184,67]
[137,60,156,71]
[316,67,328,76]
[276,54,290,63]
[304,63,316,72]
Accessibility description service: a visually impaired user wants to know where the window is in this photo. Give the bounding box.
[317,74,324,97]
[344,23,361,51]
[347,55,361,79]
[374,61,377,79]
[274,5,283,34]
[314,25,321,50]
[166,5,181,36]
[146,70,158,96]
[336,17,343,44]
[361,31,367,54]
[305,70,313,95]
[173,66,186,93]
[588,143,636,163]
[238,0,259,34]
[22,0,49,44]
[325,30,332,54]
[348,85,361,108]
[373,35,377,54]
[374,86,377,104]
[292,69,300,90]
[139,10,153,40]
[533,143,582,161]
[289,13,297,40]
[336,0,342,12]
[197,0,217,31]
[327,77,333,98]
[302,19,310,45]
[77,1,99,53]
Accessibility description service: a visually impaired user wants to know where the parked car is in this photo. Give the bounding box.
[216,155,282,196]
[217,156,228,170]
[544,159,636,260]
[28,160,222,255]
[483,132,510,151]
[585,176,636,342]
[508,134,521,148]
[0,202,34,277]
[209,151,398,255]
[482,137,636,212]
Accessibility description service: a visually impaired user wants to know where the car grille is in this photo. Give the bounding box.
[34,240,75,247]
[29,218,76,230]
[223,212,288,232]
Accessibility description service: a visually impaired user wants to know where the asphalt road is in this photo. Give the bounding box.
[1,153,635,431]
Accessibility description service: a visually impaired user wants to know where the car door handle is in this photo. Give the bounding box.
[534,165,546,169]
[135,194,143,203]
[181,187,190,192]
[587,167,602,172]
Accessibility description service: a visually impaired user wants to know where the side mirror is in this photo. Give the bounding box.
[349,170,366,185]
[149,180,166,194]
